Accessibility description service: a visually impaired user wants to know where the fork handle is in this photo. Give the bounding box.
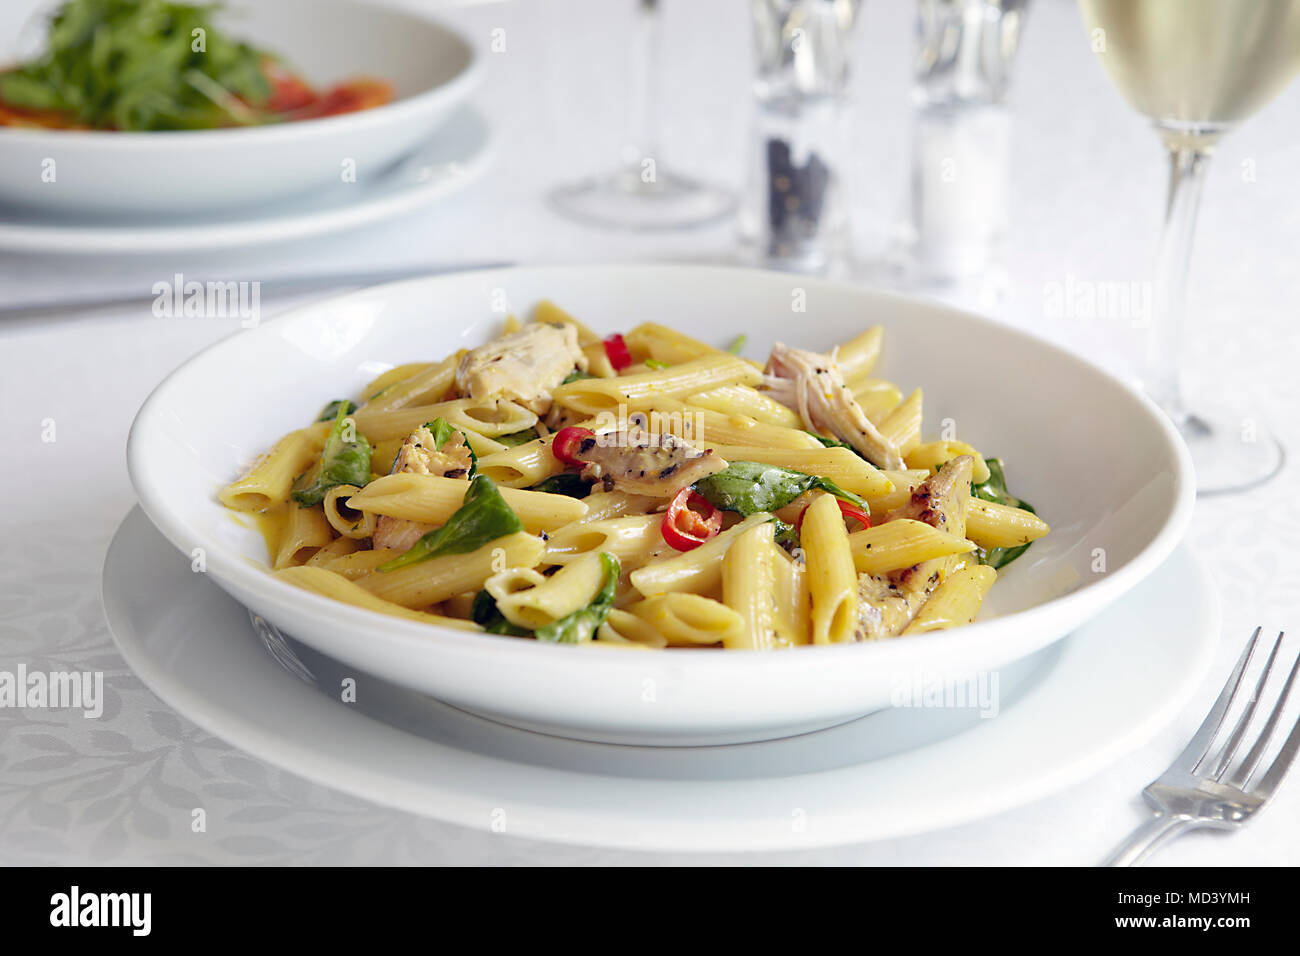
[1102,814,1194,867]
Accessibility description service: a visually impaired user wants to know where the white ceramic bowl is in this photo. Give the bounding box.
[0,0,480,214]
[126,265,1195,745]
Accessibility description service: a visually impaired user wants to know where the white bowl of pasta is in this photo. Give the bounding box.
[126,265,1195,745]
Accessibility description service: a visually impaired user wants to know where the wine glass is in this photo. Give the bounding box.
[548,0,735,231]
[1079,0,1300,494]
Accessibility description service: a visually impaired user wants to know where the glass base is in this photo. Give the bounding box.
[1172,407,1285,496]
[548,167,734,232]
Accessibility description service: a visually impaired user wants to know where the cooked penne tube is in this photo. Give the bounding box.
[323,484,377,539]
[596,609,669,649]
[358,531,545,608]
[801,493,859,644]
[219,426,325,512]
[575,491,663,523]
[474,437,565,487]
[544,514,664,566]
[352,397,537,443]
[552,355,762,417]
[721,522,779,650]
[488,552,608,629]
[362,353,461,412]
[360,362,435,403]
[624,594,744,646]
[903,565,997,633]
[274,504,333,569]
[772,547,810,646]
[346,473,587,534]
[317,547,401,579]
[277,566,480,630]
[848,377,904,423]
[865,469,931,511]
[833,325,884,378]
[879,388,923,456]
[906,440,990,484]
[965,497,1051,550]
[629,513,773,597]
[708,444,894,498]
[686,385,803,429]
[304,535,360,566]
[624,322,740,366]
[847,519,977,575]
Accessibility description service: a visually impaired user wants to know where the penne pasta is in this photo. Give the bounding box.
[847,519,977,575]
[906,440,991,484]
[323,484,377,539]
[273,504,333,569]
[966,497,1052,550]
[552,355,762,417]
[686,385,803,429]
[346,473,587,534]
[708,444,894,498]
[629,513,773,598]
[879,388,923,456]
[624,594,743,646]
[801,493,859,644]
[833,325,884,378]
[357,531,545,608]
[352,397,537,443]
[219,426,325,512]
[903,565,997,633]
[721,522,779,650]
[277,566,481,630]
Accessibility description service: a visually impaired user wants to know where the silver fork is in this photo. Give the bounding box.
[1103,627,1299,866]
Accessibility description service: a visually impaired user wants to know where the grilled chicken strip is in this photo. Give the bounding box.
[455,323,587,416]
[854,455,975,640]
[763,342,904,470]
[575,429,727,498]
[371,425,475,552]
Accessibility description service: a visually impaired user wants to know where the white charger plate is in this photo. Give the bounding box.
[102,506,1218,852]
[0,108,491,254]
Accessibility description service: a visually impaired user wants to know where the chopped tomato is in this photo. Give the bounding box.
[603,333,632,372]
[551,427,595,469]
[662,487,723,551]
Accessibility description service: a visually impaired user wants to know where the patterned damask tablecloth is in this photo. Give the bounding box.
[2,0,1299,865]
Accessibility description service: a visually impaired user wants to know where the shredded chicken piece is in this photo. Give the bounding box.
[576,429,727,498]
[763,342,903,470]
[455,323,586,415]
[854,456,974,640]
[372,425,474,552]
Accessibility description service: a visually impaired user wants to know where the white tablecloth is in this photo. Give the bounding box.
[2,0,1297,865]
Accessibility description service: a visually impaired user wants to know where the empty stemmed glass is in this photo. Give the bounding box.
[548,0,735,231]
[1079,0,1300,494]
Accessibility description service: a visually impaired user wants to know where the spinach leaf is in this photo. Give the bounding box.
[496,428,539,447]
[726,334,747,355]
[693,461,867,516]
[470,590,531,637]
[644,359,669,370]
[535,553,620,644]
[562,368,594,384]
[528,473,592,498]
[316,399,357,422]
[291,404,371,507]
[971,458,1037,570]
[378,475,524,572]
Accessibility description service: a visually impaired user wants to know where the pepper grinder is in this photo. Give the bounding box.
[741,0,864,274]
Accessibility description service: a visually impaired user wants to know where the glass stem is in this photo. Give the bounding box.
[1146,144,1212,421]
[624,0,662,179]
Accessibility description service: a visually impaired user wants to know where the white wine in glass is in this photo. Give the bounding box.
[1078,0,1300,494]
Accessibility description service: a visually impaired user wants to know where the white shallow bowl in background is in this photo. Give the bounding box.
[0,0,480,215]
[126,265,1196,745]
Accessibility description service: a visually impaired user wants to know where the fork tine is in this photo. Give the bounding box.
[1210,631,1285,779]
[1233,637,1299,796]
[1178,626,1262,774]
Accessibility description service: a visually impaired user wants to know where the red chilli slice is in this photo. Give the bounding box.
[551,427,595,469]
[662,487,723,551]
[603,333,633,372]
